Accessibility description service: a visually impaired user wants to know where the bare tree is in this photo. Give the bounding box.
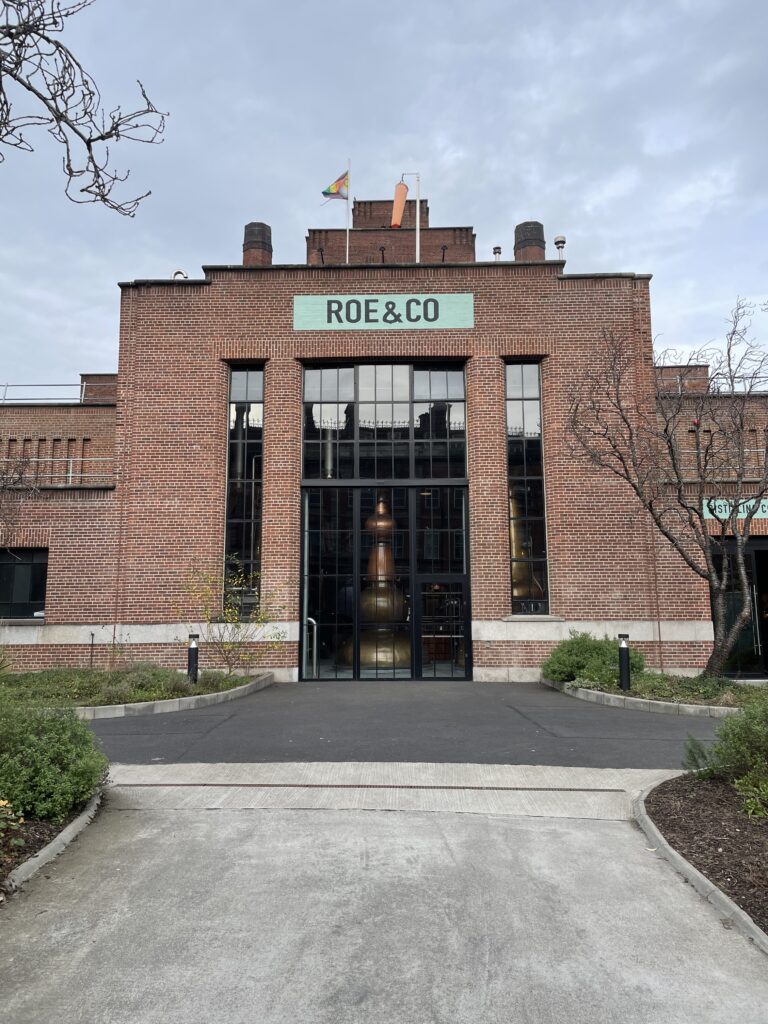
[570,299,768,678]
[0,0,166,215]
[0,456,38,545]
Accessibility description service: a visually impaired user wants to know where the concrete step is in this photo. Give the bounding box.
[108,762,679,821]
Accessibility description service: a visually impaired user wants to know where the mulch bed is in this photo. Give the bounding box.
[646,775,768,935]
[0,815,73,897]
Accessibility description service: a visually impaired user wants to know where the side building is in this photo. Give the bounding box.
[0,199,718,679]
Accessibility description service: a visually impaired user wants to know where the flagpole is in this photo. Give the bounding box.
[345,158,351,265]
[415,172,421,263]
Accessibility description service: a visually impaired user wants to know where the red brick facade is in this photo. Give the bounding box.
[0,200,715,679]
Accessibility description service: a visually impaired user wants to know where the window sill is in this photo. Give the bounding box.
[501,614,564,622]
[1,618,46,626]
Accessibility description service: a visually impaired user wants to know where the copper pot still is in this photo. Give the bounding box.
[339,493,412,669]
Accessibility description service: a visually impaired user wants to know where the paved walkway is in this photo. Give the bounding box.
[91,680,719,767]
[3,762,767,1024]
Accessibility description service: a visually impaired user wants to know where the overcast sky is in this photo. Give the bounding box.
[1,0,767,384]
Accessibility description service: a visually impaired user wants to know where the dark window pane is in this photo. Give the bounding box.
[511,560,533,601]
[526,479,545,517]
[393,443,410,479]
[303,444,321,479]
[414,441,431,477]
[430,403,449,439]
[228,481,246,519]
[528,520,547,559]
[339,404,355,439]
[413,403,431,439]
[525,438,543,476]
[376,443,393,479]
[449,441,466,477]
[508,439,525,476]
[359,443,375,478]
[431,441,449,477]
[338,443,354,479]
[509,480,527,518]
[229,442,246,480]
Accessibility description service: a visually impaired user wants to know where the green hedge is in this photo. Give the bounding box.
[685,698,768,816]
[0,701,108,822]
[541,630,645,685]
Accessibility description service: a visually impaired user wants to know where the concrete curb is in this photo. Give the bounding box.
[74,672,275,720]
[2,790,102,894]
[633,782,768,957]
[540,677,741,717]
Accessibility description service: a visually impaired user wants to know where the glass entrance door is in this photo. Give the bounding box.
[301,486,471,680]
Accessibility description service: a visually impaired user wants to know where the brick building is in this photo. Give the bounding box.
[0,198,721,680]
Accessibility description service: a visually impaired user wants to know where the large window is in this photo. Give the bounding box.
[507,363,548,614]
[0,548,48,619]
[302,363,466,481]
[226,369,263,586]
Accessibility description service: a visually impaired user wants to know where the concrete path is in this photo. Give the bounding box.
[91,680,719,767]
[3,763,767,1024]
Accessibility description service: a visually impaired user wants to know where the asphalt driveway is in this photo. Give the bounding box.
[91,680,718,767]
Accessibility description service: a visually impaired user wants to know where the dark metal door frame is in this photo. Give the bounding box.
[299,485,472,680]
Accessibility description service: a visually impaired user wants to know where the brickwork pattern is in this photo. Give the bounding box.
[2,241,714,672]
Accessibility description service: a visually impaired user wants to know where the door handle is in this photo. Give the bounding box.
[751,587,762,655]
[306,616,318,678]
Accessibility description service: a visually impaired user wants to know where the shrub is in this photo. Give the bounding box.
[541,631,644,684]
[0,702,108,821]
[684,696,768,816]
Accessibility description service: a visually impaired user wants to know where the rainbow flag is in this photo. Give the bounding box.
[322,170,349,201]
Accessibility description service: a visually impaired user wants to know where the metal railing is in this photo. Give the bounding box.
[0,382,116,404]
[0,456,115,487]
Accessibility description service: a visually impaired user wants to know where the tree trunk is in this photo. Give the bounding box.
[704,585,751,678]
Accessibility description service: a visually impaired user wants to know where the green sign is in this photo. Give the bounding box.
[293,293,474,331]
[703,497,768,519]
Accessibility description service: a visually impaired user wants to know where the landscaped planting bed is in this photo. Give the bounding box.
[0,665,255,708]
[1,701,108,891]
[646,776,767,935]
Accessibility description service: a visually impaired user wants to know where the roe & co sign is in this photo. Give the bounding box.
[293,293,474,331]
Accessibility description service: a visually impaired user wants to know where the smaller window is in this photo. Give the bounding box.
[0,548,48,619]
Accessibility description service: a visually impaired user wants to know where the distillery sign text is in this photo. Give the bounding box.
[293,293,474,331]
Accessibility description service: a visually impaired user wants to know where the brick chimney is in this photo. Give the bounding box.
[514,221,545,261]
[243,222,273,266]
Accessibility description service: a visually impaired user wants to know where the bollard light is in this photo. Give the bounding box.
[618,633,630,691]
[188,633,199,684]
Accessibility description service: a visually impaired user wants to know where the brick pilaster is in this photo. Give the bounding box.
[260,358,302,621]
[466,354,511,619]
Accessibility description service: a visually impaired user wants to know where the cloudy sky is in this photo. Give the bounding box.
[1,0,767,384]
